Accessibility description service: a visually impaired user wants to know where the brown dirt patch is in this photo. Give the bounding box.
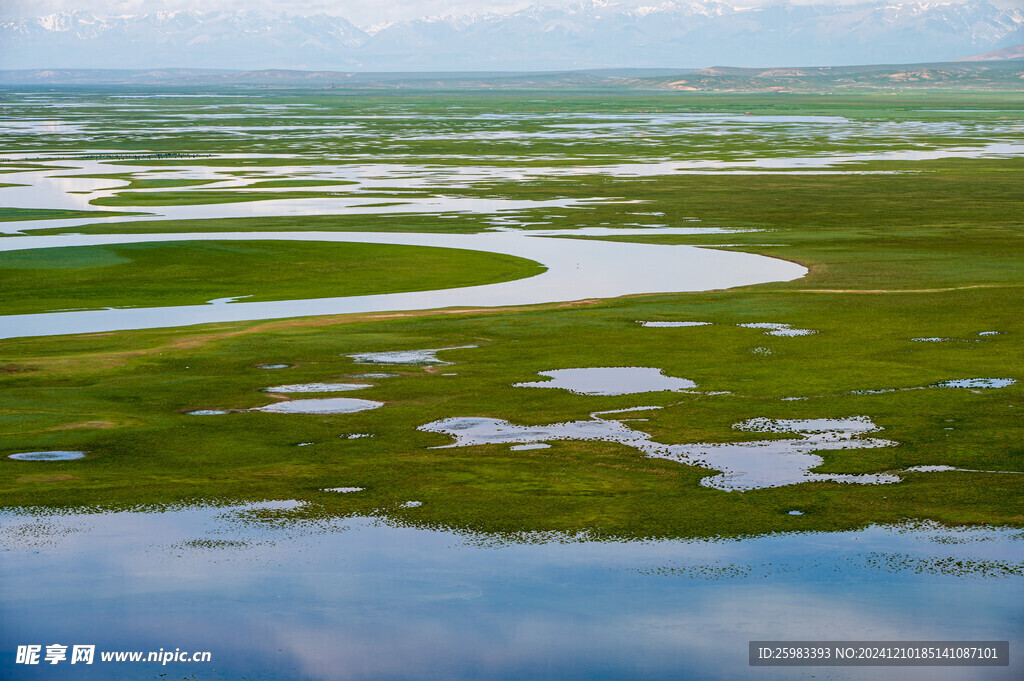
[49,420,118,431]
[0,363,37,374]
[16,474,80,483]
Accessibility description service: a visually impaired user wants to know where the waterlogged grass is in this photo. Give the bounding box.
[4,90,1022,162]
[0,90,1021,539]
[91,189,348,207]
[0,240,543,315]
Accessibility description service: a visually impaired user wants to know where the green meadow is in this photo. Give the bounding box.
[0,90,1021,539]
[0,240,541,315]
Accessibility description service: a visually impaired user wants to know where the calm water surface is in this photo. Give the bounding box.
[1,503,1021,680]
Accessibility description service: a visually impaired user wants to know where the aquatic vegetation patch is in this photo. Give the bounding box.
[172,538,249,550]
[858,552,1024,579]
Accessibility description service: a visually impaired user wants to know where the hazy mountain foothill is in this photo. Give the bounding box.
[1,58,1021,92]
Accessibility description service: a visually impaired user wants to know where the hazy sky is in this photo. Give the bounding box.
[1,0,1007,27]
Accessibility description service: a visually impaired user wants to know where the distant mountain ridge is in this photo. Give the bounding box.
[1,1,1023,71]
[2,60,1021,92]
[956,43,1024,60]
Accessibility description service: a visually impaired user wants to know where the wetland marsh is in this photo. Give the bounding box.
[1,89,1022,679]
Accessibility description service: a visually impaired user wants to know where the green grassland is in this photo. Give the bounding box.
[0,240,543,315]
[0,90,1021,539]
[0,207,145,222]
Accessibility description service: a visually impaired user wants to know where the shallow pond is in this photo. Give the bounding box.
[262,383,372,393]
[513,367,697,395]
[421,414,903,491]
[347,345,478,365]
[738,322,817,337]
[934,379,1016,389]
[7,450,86,461]
[639,320,711,327]
[254,398,383,415]
[0,503,1020,680]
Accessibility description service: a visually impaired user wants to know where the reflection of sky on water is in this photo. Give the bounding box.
[1,504,1021,680]
[512,366,697,395]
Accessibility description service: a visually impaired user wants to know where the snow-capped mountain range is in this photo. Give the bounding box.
[1,1,1022,70]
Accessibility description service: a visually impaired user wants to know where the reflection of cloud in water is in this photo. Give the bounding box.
[1,505,1020,681]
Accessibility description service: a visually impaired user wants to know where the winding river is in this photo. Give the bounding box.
[0,229,806,339]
